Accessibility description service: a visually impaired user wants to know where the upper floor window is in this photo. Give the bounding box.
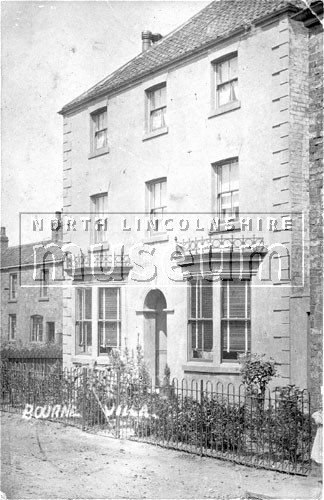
[40,268,49,298]
[9,273,17,301]
[90,108,108,156]
[214,54,238,108]
[146,84,167,132]
[98,288,121,355]
[75,288,92,355]
[188,279,213,361]
[213,158,239,221]
[8,314,16,341]
[91,193,108,244]
[221,279,251,362]
[146,178,167,233]
[31,315,43,342]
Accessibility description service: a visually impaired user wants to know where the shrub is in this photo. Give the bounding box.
[240,353,276,397]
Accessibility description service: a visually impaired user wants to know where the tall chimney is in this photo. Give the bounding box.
[142,31,152,52]
[51,211,63,243]
[0,227,9,251]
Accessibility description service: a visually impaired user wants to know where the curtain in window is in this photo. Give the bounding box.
[98,288,120,355]
[94,110,107,149]
[189,279,213,360]
[221,280,251,361]
[75,288,92,354]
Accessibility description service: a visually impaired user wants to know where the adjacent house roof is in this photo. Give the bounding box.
[60,0,307,115]
[0,240,64,270]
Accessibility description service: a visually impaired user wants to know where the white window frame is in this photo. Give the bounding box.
[146,83,167,133]
[31,315,43,342]
[75,288,92,355]
[9,314,16,341]
[221,279,251,362]
[146,178,167,234]
[74,286,122,357]
[214,53,238,109]
[9,273,17,301]
[213,158,239,222]
[188,279,213,361]
[89,107,108,157]
[98,287,121,355]
[91,193,108,244]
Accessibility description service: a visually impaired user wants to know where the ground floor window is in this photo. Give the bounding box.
[187,278,251,363]
[188,279,213,360]
[31,315,43,342]
[221,279,251,361]
[8,314,16,341]
[75,287,121,356]
[76,288,92,355]
[46,322,55,343]
[98,288,121,355]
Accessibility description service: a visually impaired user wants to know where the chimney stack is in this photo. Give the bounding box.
[51,211,63,243]
[0,227,9,251]
[142,31,162,52]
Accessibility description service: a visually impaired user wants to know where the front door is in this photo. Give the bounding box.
[143,289,167,386]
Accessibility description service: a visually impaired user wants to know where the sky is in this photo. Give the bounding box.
[1,0,209,245]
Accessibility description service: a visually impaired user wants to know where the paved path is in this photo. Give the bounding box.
[1,412,322,499]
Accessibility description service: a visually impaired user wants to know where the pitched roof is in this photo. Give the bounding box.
[0,240,64,269]
[60,0,306,115]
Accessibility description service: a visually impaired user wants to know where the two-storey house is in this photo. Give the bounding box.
[0,219,64,347]
[59,0,323,399]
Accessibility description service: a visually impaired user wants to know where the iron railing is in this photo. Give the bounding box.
[0,363,312,475]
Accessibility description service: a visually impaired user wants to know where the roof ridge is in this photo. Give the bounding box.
[59,0,217,113]
[60,0,309,115]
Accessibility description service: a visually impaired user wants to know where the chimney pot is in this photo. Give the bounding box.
[142,31,152,52]
[0,227,9,251]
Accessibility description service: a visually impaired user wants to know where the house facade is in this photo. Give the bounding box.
[0,223,64,347]
[59,0,323,397]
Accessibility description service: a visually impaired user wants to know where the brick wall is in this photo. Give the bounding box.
[308,22,323,409]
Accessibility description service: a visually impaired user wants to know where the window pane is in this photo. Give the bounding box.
[191,281,197,318]
[221,163,230,192]
[218,82,232,106]
[95,130,107,149]
[99,322,118,348]
[229,56,238,79]
[220,193,232,216]
[230,161,239,190]
[85,289,92,319]
[201,281,213,318]
[204,321,213,351]
[229,281,246,318]
[151,108,166,130]
[217,59,230,84]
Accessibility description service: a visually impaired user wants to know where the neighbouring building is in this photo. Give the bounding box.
[59,0,323,399]
[0,218,64,347]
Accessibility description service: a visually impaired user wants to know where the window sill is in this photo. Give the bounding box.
[209,221,241,234]
[143,234,169,244]
[88,146,109,159]
[39,297,49,302]
[142,126,168,142]
[71,355,92,363]
[182,363,241,375]
[8,299,17,303]
[91,242,110,251]
[208,100,241,119]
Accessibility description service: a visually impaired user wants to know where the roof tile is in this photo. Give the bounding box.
[60,0,306,114]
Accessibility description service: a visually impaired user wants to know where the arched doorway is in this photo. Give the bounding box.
[143,289,167,386]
